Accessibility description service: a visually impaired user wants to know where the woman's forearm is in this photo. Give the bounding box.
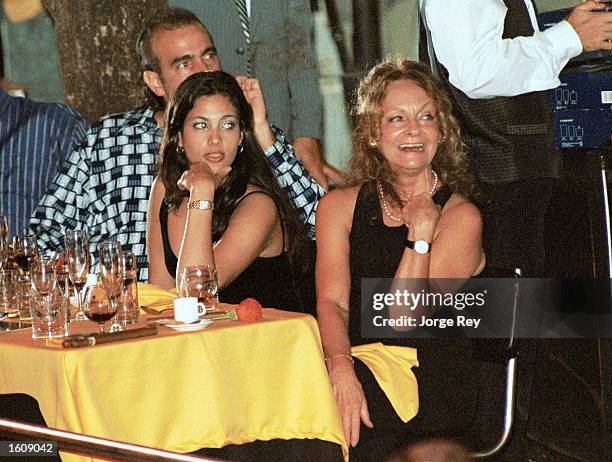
[317,300,353,369]
[176,203,215,285]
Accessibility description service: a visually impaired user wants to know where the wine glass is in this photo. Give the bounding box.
[29,256,57,314]
[13,234,38,275]
[0,215,8,235]
[83,285,117,333]
[65,230,90,321]
[0,235,8,271]
[0,216,8,270]
[98,240,124,332]
[179,264,219,311]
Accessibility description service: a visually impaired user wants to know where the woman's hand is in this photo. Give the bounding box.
[328,360,374,447]
[177,162,231,196]
[401,192,441,240]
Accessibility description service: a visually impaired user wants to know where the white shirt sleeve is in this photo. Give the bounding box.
[421,0,583,99]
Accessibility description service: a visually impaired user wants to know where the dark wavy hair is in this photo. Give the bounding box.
[158,71,308,263]
[136,7,211,111]
[347,58,476,205]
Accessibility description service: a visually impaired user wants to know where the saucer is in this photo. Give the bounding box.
[154,318,212,332]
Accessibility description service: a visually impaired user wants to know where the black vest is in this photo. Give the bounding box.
[436,0,558,183]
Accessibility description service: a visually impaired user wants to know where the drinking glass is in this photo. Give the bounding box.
[65,230,90,321]
[83,285,117,333]
[179,264,219,311]
[29,282,68,339]
[0,269,17,317]
[0,216,9,271]
[0,236,8,271]
[29,256,57,314]
[13,234,38,275]
[15,274,33,321]
[117,252,139,325]
[98,240,124,332]
[0,215,8,237]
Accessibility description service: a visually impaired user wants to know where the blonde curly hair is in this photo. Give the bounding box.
[346,57,476,205]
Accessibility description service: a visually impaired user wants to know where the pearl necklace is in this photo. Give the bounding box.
[377,170,438,223]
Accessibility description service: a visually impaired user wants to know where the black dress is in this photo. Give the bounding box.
[159,194,301,311]
[347,182,478,460]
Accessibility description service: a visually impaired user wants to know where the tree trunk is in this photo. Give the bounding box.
[43,0,165,121]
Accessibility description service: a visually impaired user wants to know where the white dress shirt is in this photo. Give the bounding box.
[420,0,583,99]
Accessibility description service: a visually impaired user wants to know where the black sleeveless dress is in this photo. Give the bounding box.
[159,194,299,311]
[346,182,478,459]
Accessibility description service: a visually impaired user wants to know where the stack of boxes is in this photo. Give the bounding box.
[538,8,612,150]
[552,68,612,149]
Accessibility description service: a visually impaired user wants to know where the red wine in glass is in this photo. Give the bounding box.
[15,253,37,272]
[84,295,117,333]
[86,311,117,324]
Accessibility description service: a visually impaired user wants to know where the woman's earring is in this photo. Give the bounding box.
[369,141,376,148]
[177,146,185,156]
[238,144,244,154]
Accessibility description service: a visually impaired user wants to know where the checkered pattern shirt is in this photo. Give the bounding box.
[29,107,323,281]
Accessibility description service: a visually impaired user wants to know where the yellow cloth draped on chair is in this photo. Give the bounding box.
[351,342,419,423]
[137,282,176,310]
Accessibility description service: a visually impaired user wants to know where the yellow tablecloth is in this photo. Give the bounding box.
[0,309,347,461]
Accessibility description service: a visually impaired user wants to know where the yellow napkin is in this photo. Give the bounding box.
[137,283,176,310]
[351,342,419,423]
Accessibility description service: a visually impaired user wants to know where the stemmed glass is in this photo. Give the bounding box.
[65,230,90,321]
[98,240,124,332]
[0,216,8,269]
[0,235,8,271]
[83,285,117,333]
[13,234,39,275]
[179,264,219,311]
[0,215,8,238]
[29,256,57,314]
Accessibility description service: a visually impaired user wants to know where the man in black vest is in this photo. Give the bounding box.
[420,1,611,459]
[421,0,611,277]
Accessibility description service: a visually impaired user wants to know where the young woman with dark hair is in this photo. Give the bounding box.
[147,71,308,310]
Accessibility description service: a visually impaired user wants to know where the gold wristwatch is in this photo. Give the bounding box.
[187,200,214,210]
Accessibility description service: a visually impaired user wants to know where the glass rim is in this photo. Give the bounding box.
[182,264,216,272]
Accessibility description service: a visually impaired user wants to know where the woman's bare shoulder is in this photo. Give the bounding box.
[149,177,167,208]
[317,185,362,230]
[233,185,278,217]
[319,185,360,209]
[440,193,482,229]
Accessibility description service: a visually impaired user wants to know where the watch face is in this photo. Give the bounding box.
[414,240,430,254]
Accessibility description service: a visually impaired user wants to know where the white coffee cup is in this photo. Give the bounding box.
[173,297,206,323]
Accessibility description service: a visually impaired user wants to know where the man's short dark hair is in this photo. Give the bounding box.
[136,7,211,109]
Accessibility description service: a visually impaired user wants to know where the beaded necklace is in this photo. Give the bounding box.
[377,170,438,222]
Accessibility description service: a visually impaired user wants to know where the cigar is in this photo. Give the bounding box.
[62,326,158,348]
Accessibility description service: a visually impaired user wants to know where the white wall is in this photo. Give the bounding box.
[535,0,580,13]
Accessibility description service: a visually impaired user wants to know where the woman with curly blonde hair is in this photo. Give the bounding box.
[347,58,476,202]
[315,58,485,460]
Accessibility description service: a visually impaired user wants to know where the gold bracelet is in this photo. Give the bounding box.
[324,353,354,364]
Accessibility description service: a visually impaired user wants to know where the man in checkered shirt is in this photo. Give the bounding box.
[28,7,325,281]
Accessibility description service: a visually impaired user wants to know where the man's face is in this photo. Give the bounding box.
[146,24,221,102]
